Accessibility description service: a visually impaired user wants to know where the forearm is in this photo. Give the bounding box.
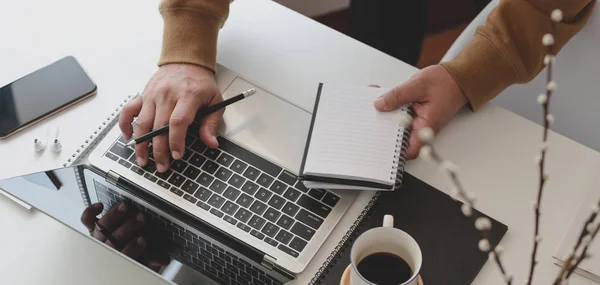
[158,0,230,73]
[441,0,595,110]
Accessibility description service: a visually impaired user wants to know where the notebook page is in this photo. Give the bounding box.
[304,83,404,184]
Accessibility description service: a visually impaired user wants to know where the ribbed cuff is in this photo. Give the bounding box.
[440,32,519,111]
[158,8,223,73]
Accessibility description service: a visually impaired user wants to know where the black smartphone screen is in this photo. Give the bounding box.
[0,56,97,137]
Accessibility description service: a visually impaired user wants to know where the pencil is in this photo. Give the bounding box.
[127,88,256,147]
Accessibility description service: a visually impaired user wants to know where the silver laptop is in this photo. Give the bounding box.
[8,65,357,284]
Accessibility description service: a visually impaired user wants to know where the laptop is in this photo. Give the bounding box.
[1,66,357,285]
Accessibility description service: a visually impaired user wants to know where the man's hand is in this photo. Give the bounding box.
[119,63,223,172]
[374,65,467,159]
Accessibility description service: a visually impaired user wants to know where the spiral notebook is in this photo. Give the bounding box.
[299,83,411,191]
[64,93,137,207]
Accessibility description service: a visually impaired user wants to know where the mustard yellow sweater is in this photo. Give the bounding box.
[157,0,595,110]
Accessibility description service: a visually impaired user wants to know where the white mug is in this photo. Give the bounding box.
[350,215,422,285]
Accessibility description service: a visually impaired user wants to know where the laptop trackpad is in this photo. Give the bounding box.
[219,77,312,173]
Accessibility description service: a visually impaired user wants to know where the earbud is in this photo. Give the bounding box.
[34,138,46,152]
[51,138,62,153]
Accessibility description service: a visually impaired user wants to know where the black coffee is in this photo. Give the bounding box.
[356,252,413,285]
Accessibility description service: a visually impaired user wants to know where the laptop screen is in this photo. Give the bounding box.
[0,165,291,285]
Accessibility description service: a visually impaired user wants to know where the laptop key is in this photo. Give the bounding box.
[142,160,157,173]
[282,202,300,216]
[236,194,254,208]
[264,237,278,247]
[242,166,260,181]
[274,230,293,245]
[170,187,184,197]
[250,229,265,240]
[184,194,198,204]
[308,188,326,200]
[296,209,324,230]
[228,174,246,189]
[190,140,206,153]
[248,215,266,230]
[269,181,287,195]
[261,222,280,238]
[257,173,274,188]
[193,187,212,202]
[295,181,309,193]
[196,201,210,211]
[322,192,340,208]
[276,215,294,230]
[209,180,227,194]
[278,170,297,185]
[231,159,248,174]
[183,166,201,180]
[221,201,239,216]
[210,208,224,218]
[241,181,259,195]
[216,153,234,167]
[118,159,132,169]
[249,201,268,215]
[215,167,233,181]
[155,169,172,180]
[297,195,332,218]
[234,208,252,223]
[106,152,119,162]
[208,195,225,208]
[255,188,272,203]
[202,160,219,174]
[290,237,308,252]
[196,172,214,187]
[203,148,221,160]
[144,173,158,183]
[223,186,241,201]
[182,148,193,161]
[181,180,199,194]
[239,271,252,282]
[171,160,188,173]
[110,143,134,160]
[291,222,316,241]
[278,245,299,258]
[236,223,251,233]
[283,188,301,202]
[157,180,170,190]
[168,173,186,187]
[267,195,286,210]
[223,215,237,225]
[217,137,283,177]
[189,153,206,167]
[263,208,281,223]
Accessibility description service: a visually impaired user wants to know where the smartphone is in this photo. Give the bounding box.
[0,56,97,139]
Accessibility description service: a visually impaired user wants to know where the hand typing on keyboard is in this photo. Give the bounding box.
[81,202,170,272]
[119,64,223,173]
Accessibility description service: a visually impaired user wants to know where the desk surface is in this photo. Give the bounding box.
[0,0,598,284]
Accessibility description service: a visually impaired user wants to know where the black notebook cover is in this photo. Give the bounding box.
[311,173,508,285]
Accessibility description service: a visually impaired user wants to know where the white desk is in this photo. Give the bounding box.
[0,0,598,284]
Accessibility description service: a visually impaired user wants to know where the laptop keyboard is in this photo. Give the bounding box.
[93,181,283,285]
[104,123,341,259]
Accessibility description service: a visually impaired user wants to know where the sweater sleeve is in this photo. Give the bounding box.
[157,0,230,73]
[440,0,595,110]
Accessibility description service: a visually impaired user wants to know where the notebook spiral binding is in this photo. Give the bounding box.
[309,104,414,284]
[67,93,138,207]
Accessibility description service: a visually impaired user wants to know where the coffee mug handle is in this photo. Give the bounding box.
[383,214,394,228]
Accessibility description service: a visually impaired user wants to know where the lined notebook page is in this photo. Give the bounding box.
[304,83,405,185]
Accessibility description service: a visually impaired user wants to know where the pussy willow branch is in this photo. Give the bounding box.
[423,145,512,285]
[526,21,556,285]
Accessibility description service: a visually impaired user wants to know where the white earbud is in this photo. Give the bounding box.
[51,138,62,153]
[34,138,46,152]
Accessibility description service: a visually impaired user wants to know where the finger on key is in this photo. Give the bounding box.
[199,93,224,148]
[153,102,175,172]
[92,202,129,242]
[169,97,199,160]
[119,96,143,140]
[121,236,148,260]
[134,103,156,167]
[111,212,146,247]
[81,202,104,232]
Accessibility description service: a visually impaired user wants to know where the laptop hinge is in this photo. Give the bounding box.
[261,254,277,270]
[106,170,120,186]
